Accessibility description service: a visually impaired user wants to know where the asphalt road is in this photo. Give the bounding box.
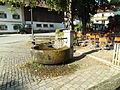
[0,33,55,45]
[0,34,31,45]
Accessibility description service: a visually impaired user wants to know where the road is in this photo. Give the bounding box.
[0,33,55,45]
[0,34,31,45]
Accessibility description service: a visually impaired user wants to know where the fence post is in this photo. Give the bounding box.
[112,43,120,66]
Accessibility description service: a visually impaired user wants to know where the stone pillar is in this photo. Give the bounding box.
[63,30,74,59]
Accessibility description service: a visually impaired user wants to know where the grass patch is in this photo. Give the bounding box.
[21,61,78,78]
[26,41,34,46]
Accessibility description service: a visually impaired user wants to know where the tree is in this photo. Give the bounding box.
[45,0,74,31]
[0,0,114,32]
[110,0,120,5]
[108,15,120,33]
[45,0,99,32]
[96,0,110,10]
[73,0,98,32]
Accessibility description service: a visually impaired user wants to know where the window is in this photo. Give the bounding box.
[50,24,54,28]
[12,14,20,19]
[102,20,105,24]
[0,2,5,6]
[13,24,20,30]
[0,12,7,18]
[36,24,42,27]
[0,25,7,30]
[43,24,48,28]
[102,14,104,17]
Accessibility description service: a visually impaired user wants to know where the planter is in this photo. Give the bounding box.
[30,45,71,64]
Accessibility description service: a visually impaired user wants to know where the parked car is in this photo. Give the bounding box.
[19,24,31,34]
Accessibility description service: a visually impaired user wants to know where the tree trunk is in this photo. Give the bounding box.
[81,6,89,33]
[82,18,87,33]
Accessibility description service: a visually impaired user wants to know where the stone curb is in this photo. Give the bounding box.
[76,50,120,90]
[88,73,120,90]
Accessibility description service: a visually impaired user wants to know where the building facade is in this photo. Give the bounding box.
[91,10,114,25]
[24,7,64,32]
[0,3,23,33]
[0,2,64,33]
[91,6,120,25]
[114,6,120,15]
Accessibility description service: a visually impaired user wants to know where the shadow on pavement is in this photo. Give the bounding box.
[0,80,25,90]
[66,49,100,64]
[116,86,120,90]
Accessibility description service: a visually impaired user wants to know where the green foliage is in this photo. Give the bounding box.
[0,0,116,32]
[74,24,82,31]
[55,28,68,36]
[7,7,18,13]
[18,24,26,32]
[73,39,79,46]
[108,15,120,33]
[46,0,99,31]
[110,0,120,4]
[45,0,68,12]
[26,41,34,46]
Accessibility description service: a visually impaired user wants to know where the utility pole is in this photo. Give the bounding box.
[30,0,34,41]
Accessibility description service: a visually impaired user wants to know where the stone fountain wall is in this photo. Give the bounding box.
[53,35,64,49]
[30,30,74,64]
[31,45,71,64]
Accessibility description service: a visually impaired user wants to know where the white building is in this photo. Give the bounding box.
[25,21,64,31]
[0,2,64,33]
[0,3,23,33]
[114,6,120,15]
[91,10,114,25]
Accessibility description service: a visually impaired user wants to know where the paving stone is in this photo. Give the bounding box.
[15,86,23,90]
[45,87,54,90]
[59,86,68,90]
[76,87,85,90]
[72,84,80,88]
[39,86,47,90]
[64,83,73,88]
[0,37,120,90]
[7,87,15,90]
[38,81,46,86]
[57,81,65,85]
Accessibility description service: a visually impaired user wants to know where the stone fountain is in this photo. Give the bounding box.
[30,30,74,64]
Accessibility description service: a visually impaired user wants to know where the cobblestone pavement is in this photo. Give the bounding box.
[0,40,120,90]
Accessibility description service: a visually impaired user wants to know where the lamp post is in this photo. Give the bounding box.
[30,0,34,41]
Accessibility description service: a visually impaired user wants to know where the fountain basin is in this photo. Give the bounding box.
[30,45,71,64]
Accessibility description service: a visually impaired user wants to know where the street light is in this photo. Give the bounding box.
[30,0,34,41]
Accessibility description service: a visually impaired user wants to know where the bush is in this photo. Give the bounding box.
[55,28,68,36]
[74,24,82,32]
